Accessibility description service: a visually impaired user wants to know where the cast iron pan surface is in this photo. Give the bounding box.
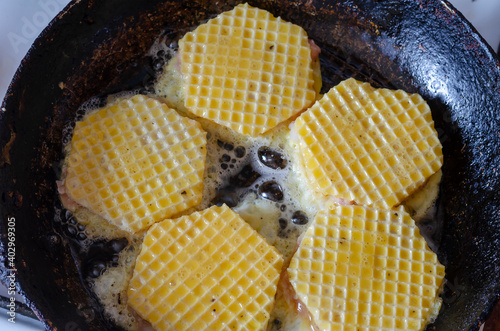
[1,0,499,330]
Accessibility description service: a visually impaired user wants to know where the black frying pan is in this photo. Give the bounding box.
[1,0,499,330]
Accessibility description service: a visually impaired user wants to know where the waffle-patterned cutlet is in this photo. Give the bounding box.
[64,95,207,234]
[179,3,317,137]
[127,204,284,331]
[287,205,445,331]
[293,78,443,209]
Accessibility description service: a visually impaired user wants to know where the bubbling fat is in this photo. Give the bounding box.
[64,33,442,331]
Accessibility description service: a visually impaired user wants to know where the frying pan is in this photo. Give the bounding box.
[1,0,499,330]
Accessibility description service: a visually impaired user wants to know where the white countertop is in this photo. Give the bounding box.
[0,0,498,330]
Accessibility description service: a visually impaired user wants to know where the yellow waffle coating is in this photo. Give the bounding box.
[179,3,317,137]
[293,78,443,209]
[127,204,283,331]
[287,204,445,331]
[65,95,207,234]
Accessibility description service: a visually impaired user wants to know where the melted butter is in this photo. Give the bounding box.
[154,56,186,113]
[92,242,142,330]
[403,169,442,222]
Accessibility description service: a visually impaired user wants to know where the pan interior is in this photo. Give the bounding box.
[1,0,499,330]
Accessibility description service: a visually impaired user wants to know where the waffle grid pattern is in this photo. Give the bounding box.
[287,205,445,331]
[179,3,316,136]
[128,205,283,330]
[65,95,207,233]
[294,78,443,208]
